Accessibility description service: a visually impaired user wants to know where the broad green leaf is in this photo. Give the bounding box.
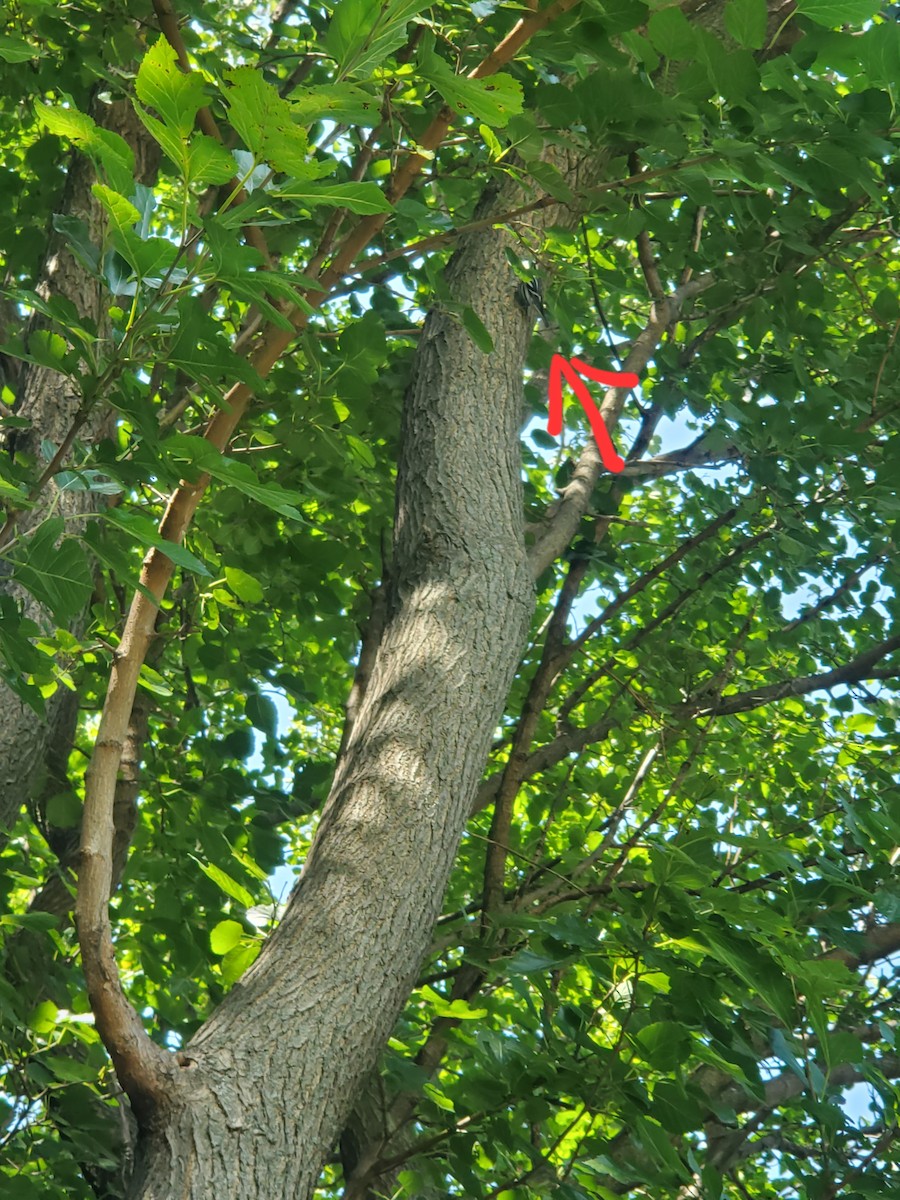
[45,791,82,827]
[2,912,60,933]
[423,1082,454,1110]
[138,664,173,697]
[28,1000,59,1035]
[187,135,236,185]
[194,859,255,907]
[23,329,75,374]
[796,0,880,25]
[210,919,245,955]
[90,185,177,284]
[91,184,142,271]
[635,1116,691,1182]
[346,434,376,469]
[697,928,794,1025]
[421,984,479,1018]
[274,181,392,214]
[224,67,318,178]
[224,566,264,602]
[220,939,261,984]
[44,1057,98,1083]
[135,108,233,187]
[418,49,523,127]
[164,305,266,388]
[326,0,431,80]
[290,83,382,125]
[11,518,93,625]
[103,508,212,576]
[0,34,39,62]
[858,22,900,88]
[164,433,307,520]
[634,1022,691,1070]
[440,999,488,1020]
[0,474,29,503]
[461,306,493,354]
[507,948,570,974]
[136,37,207,137]
[479,122,503,160]
[134,107,186,170]
[646,7,698,58]
[36,103,134,194]
[51,215,101,277]
[523,159,574,204]
[724,0,767,49]
[246,692,277,735]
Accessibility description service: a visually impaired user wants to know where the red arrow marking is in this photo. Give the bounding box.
[547,353,639,475]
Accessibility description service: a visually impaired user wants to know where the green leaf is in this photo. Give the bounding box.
[12,518,93,625]
[138,664,173,698]
[0,34,40,62]
[246,692,277,735]
[136,37,207,137]
[523,159,574,204]
[164,433,307,521]
[51,215,101,277]
[423,1082,454,1110]
[224,67,317,177]
[23,329,75,374]
[634,1116,691,1182]
[45,791,81,827]
[418,49,523,127]
[420,985,487,1018]
[36,103,134,194]
[44,1056,98,1083]
[326,0,431,80]
[724,0,767,49]
[220,939,261,984]
[2,912,60,933]
[697,927,794,1025]
[346,434,376,468]
[634,1022,691,1071]
[290,83,382,125]
[507,948,570,974]
[274,181,392,214]
[858,22,900,88]
[479,122,503,160]
[461,306,494,354]
[162,306,265,389]
[210,919,245,955]
[103,509,211,576]
[91,184,142,270]
[796,0,880,26]
[134,106,186,170]
[28,1000,59,1034]
[194,859,255,907]
[224,567,264,602]
[646,7,698,58]
[442,999,488,1020]
[187,136,236,185]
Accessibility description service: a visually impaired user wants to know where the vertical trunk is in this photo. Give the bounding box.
[129,189,536,1200]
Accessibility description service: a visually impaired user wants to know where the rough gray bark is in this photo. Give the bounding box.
[128,182,537,1199]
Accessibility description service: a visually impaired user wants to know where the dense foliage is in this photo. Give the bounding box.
[1,0,899,1197]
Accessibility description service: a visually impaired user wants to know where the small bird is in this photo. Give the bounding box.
[515,276,550,328]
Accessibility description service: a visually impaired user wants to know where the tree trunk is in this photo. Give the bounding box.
[129,186,536,1200]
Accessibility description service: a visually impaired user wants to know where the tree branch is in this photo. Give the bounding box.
[527,273,716,577]
[676,632,900,719]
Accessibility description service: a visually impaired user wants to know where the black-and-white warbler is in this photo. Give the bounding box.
[515,276,549,328]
